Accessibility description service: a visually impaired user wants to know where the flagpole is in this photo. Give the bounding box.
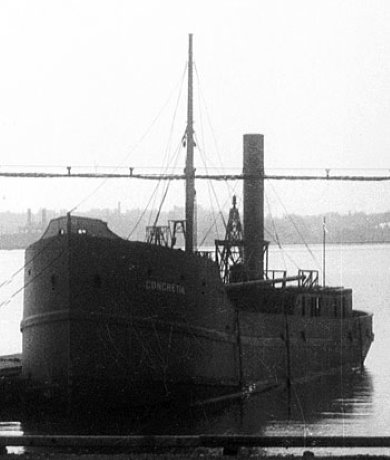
[323,216,326,287]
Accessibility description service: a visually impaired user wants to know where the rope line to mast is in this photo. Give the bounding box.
[66,63,188,214]
[150,64,188,226]
[0,248,66,308]
[126,181,161,239]
[195,133,227,228]
[269,182,321,271]
[152,139,184,228]
[194,62,234,198]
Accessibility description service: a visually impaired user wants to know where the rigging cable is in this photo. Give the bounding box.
[192,77,223,243]
[127,180,162,239]
[195,133,227,229]
[268,182,321,271]
[194,63,233,198]
[198,182,240,248]
[265,192,291,271]
[197,147,223,241]
[193,68,231,244]
[67,63,188,215]
[152,140,184,228]
[150,66,187,227]
[0,249,65,308]
[0,235,61,293]
[195,138,226,243]
[263,221,302,272]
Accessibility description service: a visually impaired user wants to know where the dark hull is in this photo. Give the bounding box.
[21,224,373,408]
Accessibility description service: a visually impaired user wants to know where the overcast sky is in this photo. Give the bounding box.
[0,0,390,218]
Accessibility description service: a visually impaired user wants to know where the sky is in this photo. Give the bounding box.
[0,0,390,218]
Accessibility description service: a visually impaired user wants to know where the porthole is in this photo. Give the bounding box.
[50,274,57,290]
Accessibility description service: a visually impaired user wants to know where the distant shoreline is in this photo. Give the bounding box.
[276,240,390,246]
[2,208,390,249]
[2,239,390,251]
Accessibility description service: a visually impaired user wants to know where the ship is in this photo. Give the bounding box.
[21,35,374,409]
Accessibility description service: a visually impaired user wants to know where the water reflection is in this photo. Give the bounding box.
[260,370,374,436]
[0,369,372,438]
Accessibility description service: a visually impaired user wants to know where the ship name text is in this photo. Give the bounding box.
[145,280,186,295]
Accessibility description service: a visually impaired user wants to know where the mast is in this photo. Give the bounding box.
[185,33,195,253]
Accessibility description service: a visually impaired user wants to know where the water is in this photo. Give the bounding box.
[0,244,388,448]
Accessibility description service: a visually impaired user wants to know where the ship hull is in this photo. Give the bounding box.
[21,223,373,409]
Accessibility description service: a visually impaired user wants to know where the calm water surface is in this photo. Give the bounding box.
[0,244,388,445]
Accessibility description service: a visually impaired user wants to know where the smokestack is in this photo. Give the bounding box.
[243,134,264,280]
